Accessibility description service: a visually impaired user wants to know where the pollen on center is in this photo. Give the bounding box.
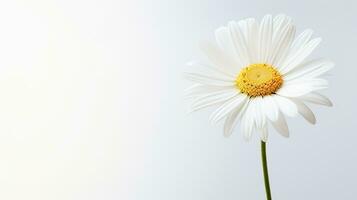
[236,63,283,97]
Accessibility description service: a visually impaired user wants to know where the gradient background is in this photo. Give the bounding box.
[0,0,355,199]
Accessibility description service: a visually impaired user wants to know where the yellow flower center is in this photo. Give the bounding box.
[236,63,283,97]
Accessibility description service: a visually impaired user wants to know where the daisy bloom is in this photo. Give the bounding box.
[185,14,333,141]
[185,14,333,200]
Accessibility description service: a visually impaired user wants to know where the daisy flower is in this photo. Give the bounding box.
[185,14,333,141]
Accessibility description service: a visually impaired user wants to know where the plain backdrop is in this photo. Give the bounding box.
[0,0,355,199]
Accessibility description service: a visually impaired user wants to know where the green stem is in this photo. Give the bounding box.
[261,141,272,200]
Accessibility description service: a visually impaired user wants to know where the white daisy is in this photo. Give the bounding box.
[185,14,333,141]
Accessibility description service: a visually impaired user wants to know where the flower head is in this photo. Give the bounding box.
[185,14,333,141]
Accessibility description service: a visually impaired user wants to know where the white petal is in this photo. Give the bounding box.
[255,100,269,141]
[252,97,265,129]
[284,78,328,88]
[223,99,250,137]
[184,72,234,86]
[298,92,333,107]
[215,27,244,70]
[186,61,236,79]
[276,78,328,97]
[241,102,255,141]
[237,19,250,41]
[210,94,247,123]
[273,95,298,117]
[228,21,251,66]
[260,125,269,142]
[190,89,237,112]
[270,24,295,67]
[244,18,259,63]
[280,38,322,74]
[270,15,294,65]
[273,14,289,31]
[224,110,239,138]
[261,95,279,121]
[184,84,234,98]
[270,111,289,137]
[184,84,202,97]
[200,41,239,75]
[289,29,314,56]
[258,14,273,63]
[283,59,334,81]
[276,84,310,97]
[293,99,316,124]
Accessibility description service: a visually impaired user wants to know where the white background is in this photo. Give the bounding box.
[0,0,355,199]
